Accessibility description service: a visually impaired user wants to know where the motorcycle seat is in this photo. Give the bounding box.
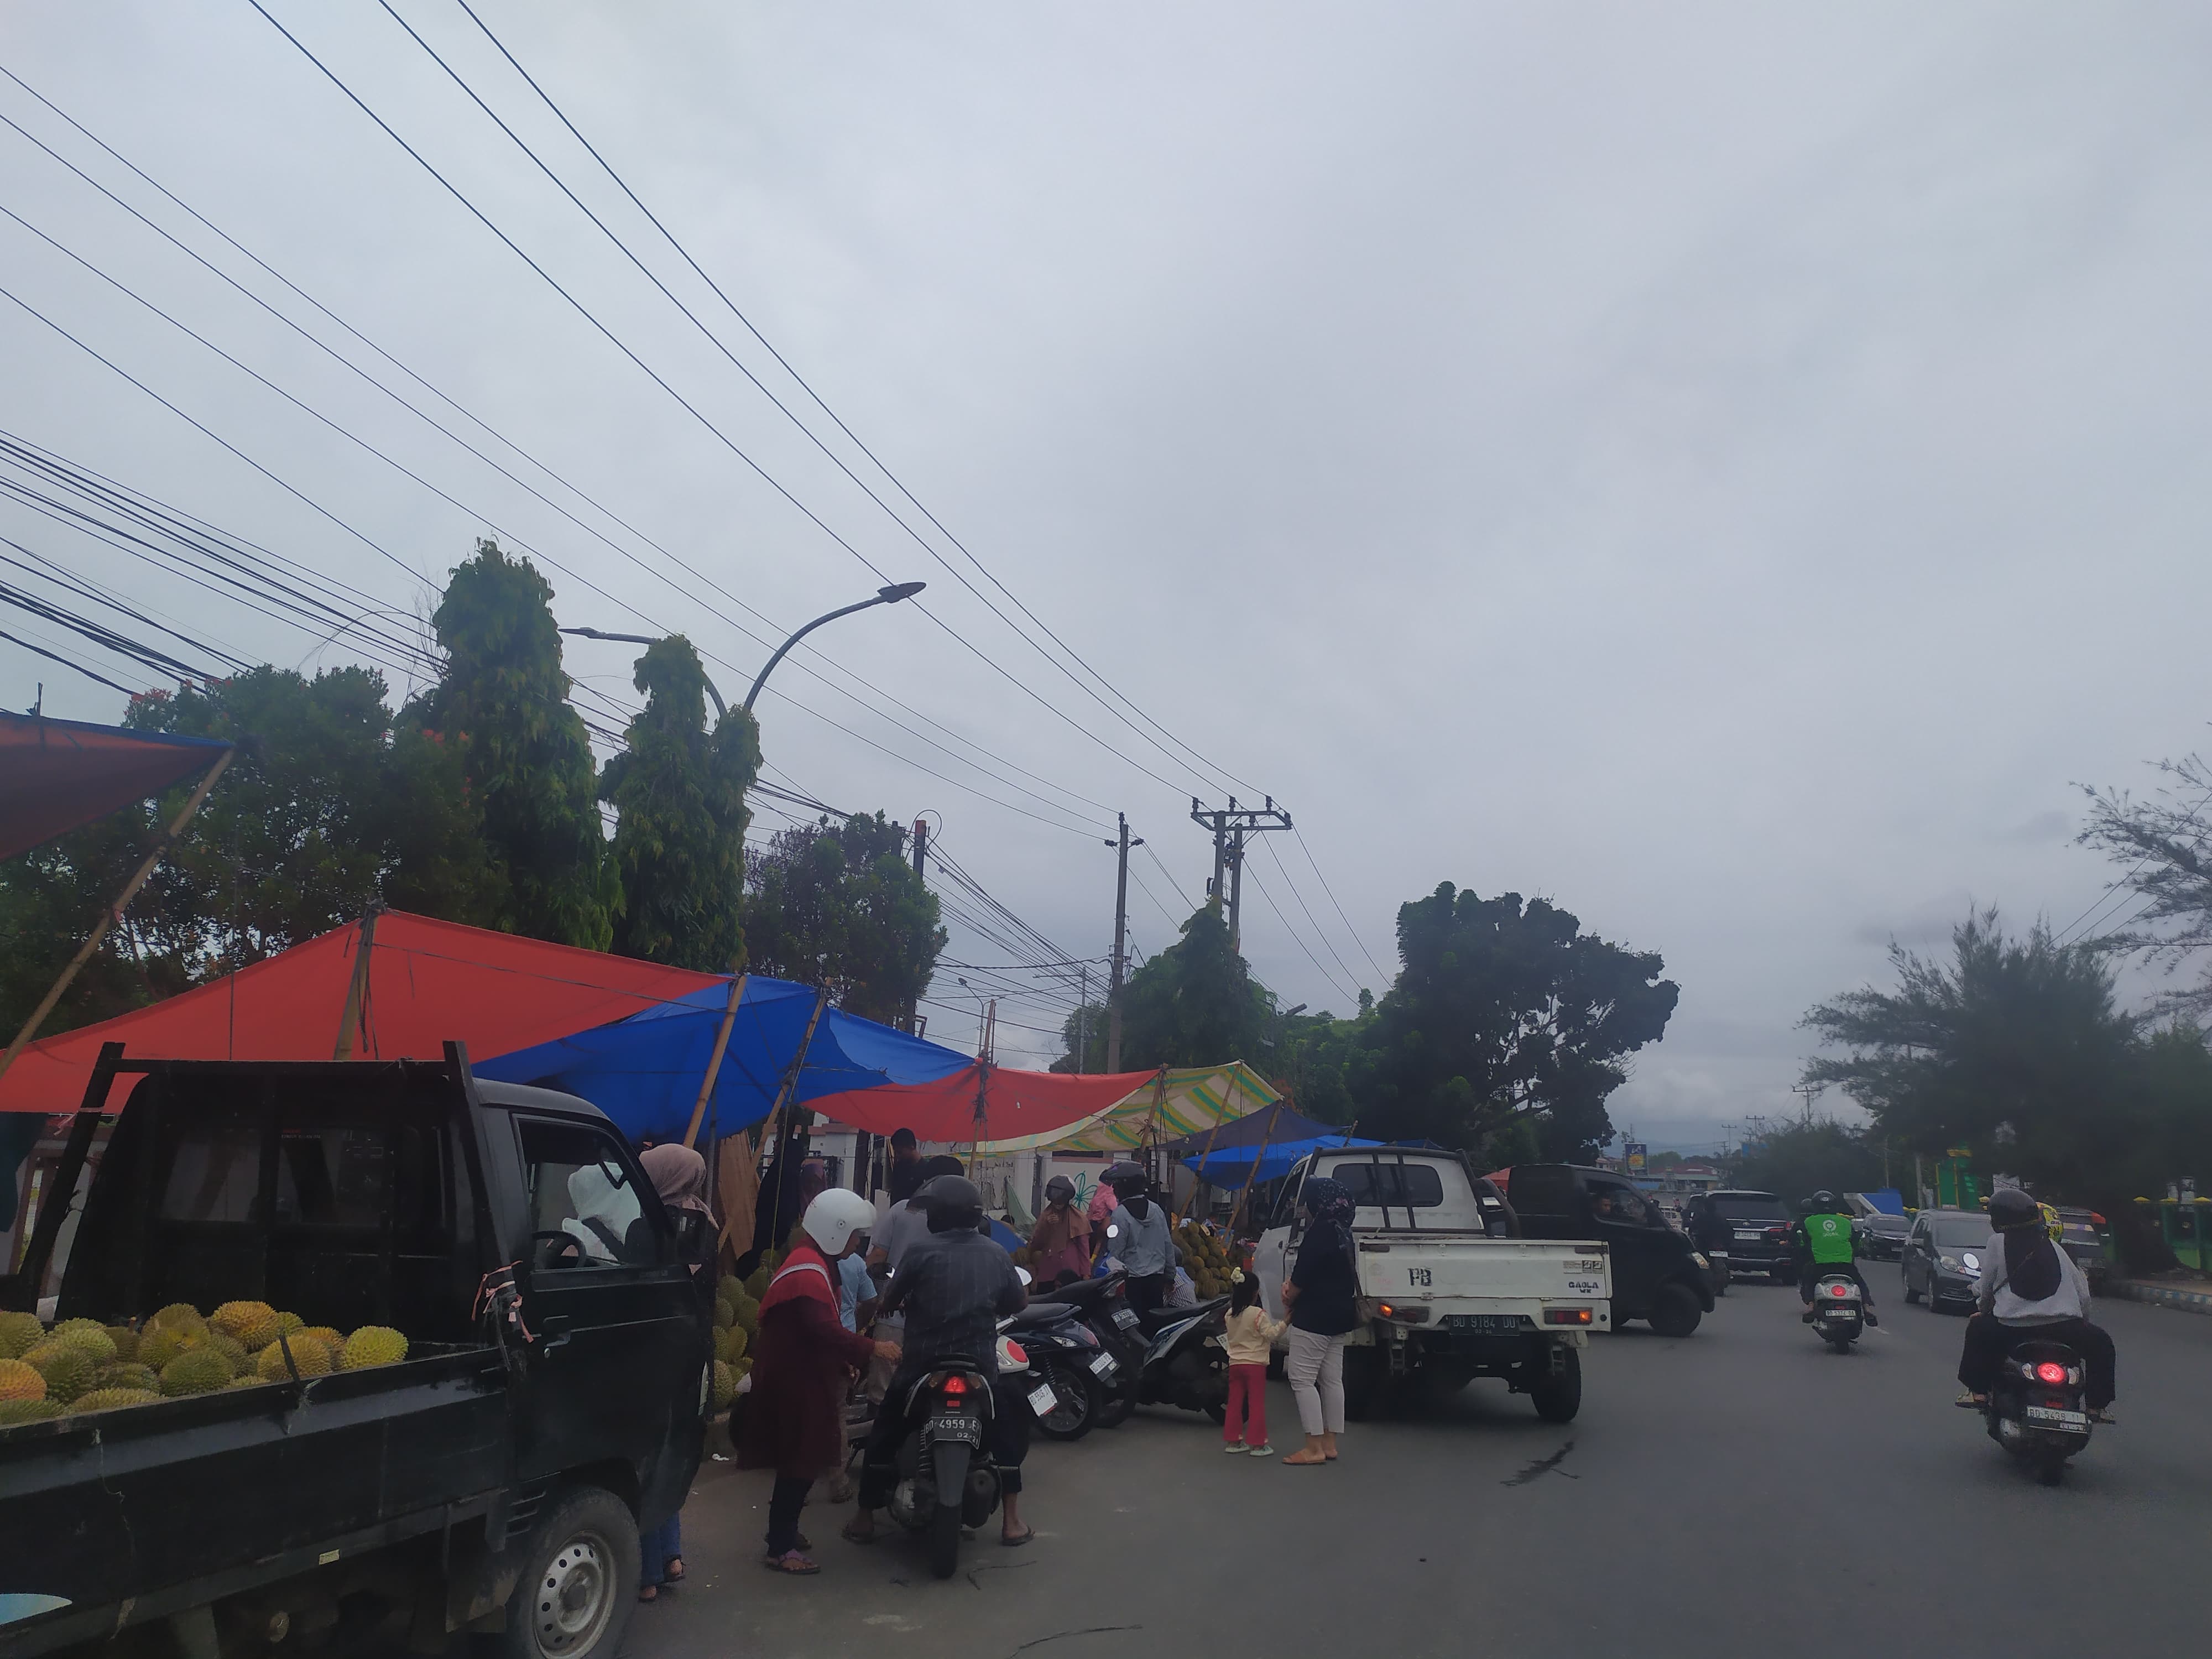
[1030,1272,1125,1308]
[1136,1296,1227,1335]
[1005,1301,1084,1329]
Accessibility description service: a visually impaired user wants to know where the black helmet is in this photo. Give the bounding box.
[1045,1175,1076,1204]
[916,1173,985,1234]
[1103,1161,1148,1197]
[1809,1191,1840,1212]
[1989,1188,2040,1229]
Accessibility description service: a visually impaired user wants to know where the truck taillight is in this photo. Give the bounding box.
[1543,1308,1594,1326]
[1374,1302,1431,1324]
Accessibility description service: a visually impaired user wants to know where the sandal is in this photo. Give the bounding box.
[637,1585,659,1604]
[1281,1449,1328,1465]
[840,1520,878,1546]
[763,1551,821,1575]
[663,1558,685,1583]
[1000,1526,1035,1548]
[1954,1391,1986,1409]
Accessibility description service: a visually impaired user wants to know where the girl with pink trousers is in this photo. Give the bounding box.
[1219,1270,1285,1456]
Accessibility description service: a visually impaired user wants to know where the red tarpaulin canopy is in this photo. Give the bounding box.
[0,711,231,861]
[0,911,720,1115]
[810,1065,1158,1151]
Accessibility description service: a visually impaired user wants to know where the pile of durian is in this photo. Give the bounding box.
[0,1301,408,1426]
[709,1262,767,1412]
[1175,1221,1237,1300]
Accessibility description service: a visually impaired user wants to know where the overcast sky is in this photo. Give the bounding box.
[6,3,2209,1150]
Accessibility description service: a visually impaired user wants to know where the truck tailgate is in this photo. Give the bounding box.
[1355,1236,1611,1310]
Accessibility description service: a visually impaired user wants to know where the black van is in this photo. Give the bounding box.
[1507,1164,1716,1337]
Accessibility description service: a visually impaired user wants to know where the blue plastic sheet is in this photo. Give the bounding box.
[478,975,970,1144]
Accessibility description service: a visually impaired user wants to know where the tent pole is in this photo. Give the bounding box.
[683,972,748,1151]
[332,905,383,1060]
[0,747,232,1086]
[1228,1099,1287,1236]
[758,987,830,1254]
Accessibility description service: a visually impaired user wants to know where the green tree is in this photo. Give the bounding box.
[742,813,943,1024]
[405,539,614,950]
[2079,748,2212,1016]
[1113,901,1273,1071]
[1276,997,1374,1125]
[1725,1119,1886,1205]
[598,637,758,970]
[1355,884,1678,1161]
[1050,1001,1112,1075]
[1801,910,2146,1203]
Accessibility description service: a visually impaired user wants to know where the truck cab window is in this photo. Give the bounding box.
[520,1120,651,1269]
[161,1108,264,1224]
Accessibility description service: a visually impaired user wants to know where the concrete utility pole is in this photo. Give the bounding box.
[1105,812,1142,1071]
[1190,796,1293,954]
[904,817,929,1035]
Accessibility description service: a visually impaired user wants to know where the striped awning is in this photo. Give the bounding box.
[1003,1060,1282,1155]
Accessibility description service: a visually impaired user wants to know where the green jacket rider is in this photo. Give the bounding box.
[1794,1191,1877,1326]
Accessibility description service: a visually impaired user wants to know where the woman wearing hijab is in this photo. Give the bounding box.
[739,1190,902,1574]
[633,1146,713,1601]
[1957,1187,2116,1419]
[1280,1176,1358,1467]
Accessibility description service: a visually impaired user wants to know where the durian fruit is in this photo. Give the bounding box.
[0,1311,45,1360]
[204,1333,251,1378]
[211,1302,280,1352]
[159,1348,233,1397]
[48,1324,117,1366]
[724,1326,749,1363]
[103,1326,141,1364]
[734,1293,760,1334]
[97,1362,161,1394]
[70,1387,161,1413]
[227,1375,267,1390]
[0,1358,46,1402]
[150,1302,204,1330]
[24,1342,95,1403]
[712,1298,734,1332]
[255,1334,334,1380]
[0,1396,64,1425]
[710,1359,736,1410]
[271,1312,305,1339]
[137,1323,199,1371]
[742,1264,770,1300]
[339,1326,408,1370]
[300,1327,343,1352]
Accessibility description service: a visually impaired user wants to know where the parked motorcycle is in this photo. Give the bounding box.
[1809,1272,1864,1352]
[1982,1338,2095,1486]
[1128,1297,1233,1421]
[1001,1300,1117,1440]
[1027,1267,1142,1427]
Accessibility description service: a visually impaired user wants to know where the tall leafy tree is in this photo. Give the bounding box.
[1050,1001,1112,1075]
[1725,1119,1887,1204]
[598,637,758,970]
[2079,748,2212,1016]
[1114,901,1274,1071]
[406,540,614,950]
[742,813,943,1024]
[1355,884,1678,1161]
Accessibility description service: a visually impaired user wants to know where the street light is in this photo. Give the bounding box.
[557,627,731,719]
[743,582,926,712]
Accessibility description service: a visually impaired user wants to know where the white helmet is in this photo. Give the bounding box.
[802,1189,875,1256]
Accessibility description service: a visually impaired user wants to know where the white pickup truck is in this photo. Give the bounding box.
[1255,1147,1610,1421]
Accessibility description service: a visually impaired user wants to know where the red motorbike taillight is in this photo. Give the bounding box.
[2035,1361,2067,1385]
[1829,1284,1850,1297]
[942,1375,968,1397]
[1001,1341,1027,1367]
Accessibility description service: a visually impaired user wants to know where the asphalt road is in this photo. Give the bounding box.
[629,1284,2212,1658]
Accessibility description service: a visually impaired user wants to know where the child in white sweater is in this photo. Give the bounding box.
[1219,1270,1286,1455]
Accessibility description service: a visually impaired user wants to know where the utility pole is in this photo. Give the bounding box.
[1105,813,1142,1071]
[904,816,930,1035]
[1076,963,1089,1074]
[1190,796,1292,954]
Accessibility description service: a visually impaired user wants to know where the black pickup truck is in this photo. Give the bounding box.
[0,1045,711,1659]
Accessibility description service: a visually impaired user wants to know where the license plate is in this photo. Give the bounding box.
[1733,1230,1762,1241]
[1441,1314,1522,1332]
[930,1415,982,1444]
[1822,1309,1855,1321]
[1026,1383,1060,1418]
[1089,1352,1118,1378]
[1112,1308,1140,1330]
[2025,1405,2089,1432]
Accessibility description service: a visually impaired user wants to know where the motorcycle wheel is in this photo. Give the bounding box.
[928,1497,963,1578]
[2036,1451,2068,1488]
[1033,1363,1098,1441]
[1824,1331,1854,1352]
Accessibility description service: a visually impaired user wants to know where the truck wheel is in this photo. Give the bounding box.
[1648,1283,1702,1338]
[1530,1347,1581,1423]
[502,1487,639,1659]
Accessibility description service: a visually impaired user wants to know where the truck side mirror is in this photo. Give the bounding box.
[674,1211,711,1260]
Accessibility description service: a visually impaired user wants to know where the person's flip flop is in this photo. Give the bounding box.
[1000,1526,1035,1548]
[663,1559,685,1583]
[637,1585,659,1603]
[763,1552,821,1575]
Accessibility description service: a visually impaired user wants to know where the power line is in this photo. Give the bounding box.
[1258,833,1368,998]
[1240,853,1359,1008]
[1293,823,1391,987]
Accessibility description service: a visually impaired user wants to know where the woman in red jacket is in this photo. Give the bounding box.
[739,1190,901,1574]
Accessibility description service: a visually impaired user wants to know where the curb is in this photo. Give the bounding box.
[2109,1279,2212,1315]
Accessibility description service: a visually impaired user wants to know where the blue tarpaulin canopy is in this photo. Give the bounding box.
[477,975,971,1144]
[1182,1133,1387,1189]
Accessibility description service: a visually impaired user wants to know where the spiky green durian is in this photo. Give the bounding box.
[23,1342,95,1402]
[69,1387,161,1413]
[338,1327,408,1370]
[0,1312,44,1360]
[0,1396,63,1424]
[159,1348,233,1397]
[255,1334,334,1380]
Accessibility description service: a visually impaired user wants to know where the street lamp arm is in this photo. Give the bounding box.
[742,583,924,711]
[559,627,727,719]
